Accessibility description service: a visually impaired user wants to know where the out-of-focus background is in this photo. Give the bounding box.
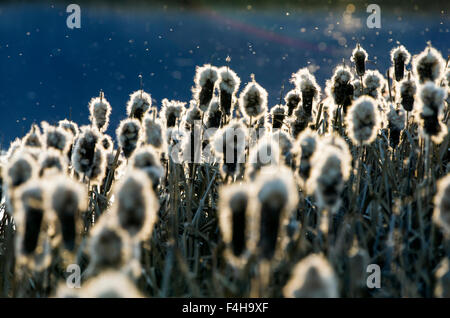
[0,0,448,146]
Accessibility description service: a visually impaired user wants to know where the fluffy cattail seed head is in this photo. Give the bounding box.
[100,134,113,152]
[387,103,406,148]
[351,44,368,77]
[296,128,318,180]
[363,70,385,99]
[270,105,287,129]
[89,94,112,132]
[126,90,152,122]
[23,124,42,148]
[418,82,447,143]
[346,96,381,145]
[218,66,240,117]
[254,165,298,261]
[194,64,219,111]
[116,118,141,159]
[291,68,321,117]
[130,145,164,189]
[205,97,222,129]
[161,98,185,128]
[247,139,280,181]
[112,170,159,241]
[58,119,79,138]
[42,122,71,154]
[398,76,417,112]
[326,65,354,112]
[413,46,445,84]
[284,89,301,116]
[283,254,338,298]
[38,149,66,177]
[239,79,268,121]
[143,114,165,151]
[5,151,36,191]
[390,45,411,81]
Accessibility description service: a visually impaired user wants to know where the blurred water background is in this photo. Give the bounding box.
[0,0,448,146]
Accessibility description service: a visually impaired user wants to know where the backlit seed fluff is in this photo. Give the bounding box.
[296,129,318,180]
[116,118,141,159]
[433,174,450,237]
[351,44,367,77]
[130,145,164,189]
[112,170,159,241]
[23,124,42,148]
[413,46,445,84]
[283,254,338,298]
[247,139,280,181]
[89,95,112,132]
[218,184,253,265]
[88,218,131,271]
[58,119,79,138]
[291,68,321,116]
[363,70,385,99]
[271,130,293,164]
[239,80,268,121]
[418,82,447,143]
[6,138,23,160]
[270,105,287,129]
[184,100,203,128]
[38,149,66,177]
[205,97,222,129]
[390,45,411,81]
[218,66,240,116]
[254,165,299,260]
[161,98,185,128]
[326,65,354,111]
[143,115,165,150]
[79,271,143,298]
[72,126,106,181]
[194,64,218,111]
[48,175,87,251]
[387,104,406,148]
[42,122,71,154]
[346,96,381,145]
[5,151,36,190]
[398,77,417,112]
[126,90,152,122]
[284,89,301,116]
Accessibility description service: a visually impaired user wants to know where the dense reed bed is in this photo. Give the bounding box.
[0,43,449,298]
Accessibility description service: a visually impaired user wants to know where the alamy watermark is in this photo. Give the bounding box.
[66,4,81,29]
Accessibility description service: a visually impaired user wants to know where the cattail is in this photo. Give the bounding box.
[184,100,203,129]
[89,93,112,132]
[218,184,253,266]
[284,89,301,116]
[254,165,298,261]
[351,44,368,77]
[413,46,445,84]
[283,254,338,298]
[100,134,113,152]
[433,174,450,237]
[130,145,164,189]
[42,122,71,154]
[271,130,294,165]
[5,151,36,190]
[88,218,131,271]
[182,119,202,165]
[72,126,106,181]
[239,77,268,122]
[193,64,218,111]
[398,76,417,112]
[270,105,287,129]
[390,45,411,81]
[387,103,406,148]
[48,175,87,251]
[166,127,186,164]
[126,90,152,122]
[289,105,311,139]
[307,138,351,211]
[59,119,79,137]
[247,139,280,181]
[218,66,240,117]
[38,149,67,177]
[418,82,447,143]
[296,128,318,180]
[116,118,141,159]
[143,114,165,151]
[205,97,222,129]
[14,181,46,257]
[292,68,320,117]
[346,96,381,145]
[160,98,185,128]
[326,65,354,113]
[434,259,450,298]
[363,70,385,99]
[112,170,159,241]
[79,271,143,298]
[23,124,42,148]
[214,120,247,177]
